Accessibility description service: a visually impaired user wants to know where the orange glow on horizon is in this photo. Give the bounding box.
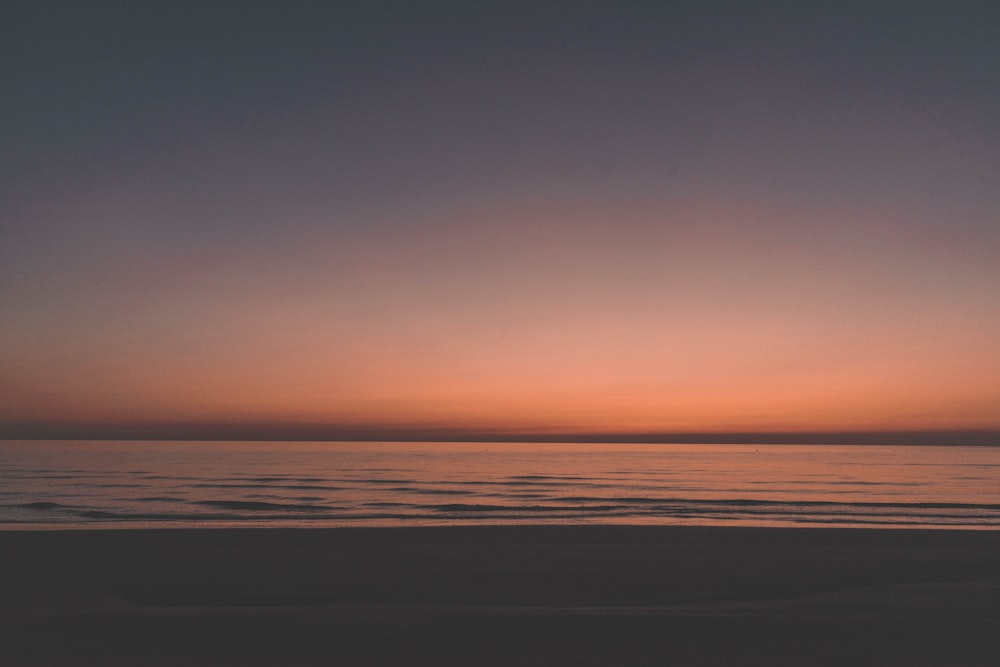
[2,199,998,437]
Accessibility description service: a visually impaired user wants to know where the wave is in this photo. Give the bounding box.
[222,476,331,484]
[426,503,623,514]
[6,500,999,528]
[508,475,588,480]
[193,500,332,512]
[190,483,345,491]
[13,501,71,510]
[76,510,338,521]
[689,498,1000,510]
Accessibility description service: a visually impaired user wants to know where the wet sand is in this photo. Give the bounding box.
[2,526,999,665]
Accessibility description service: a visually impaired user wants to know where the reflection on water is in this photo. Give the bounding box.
[1,441,998,529]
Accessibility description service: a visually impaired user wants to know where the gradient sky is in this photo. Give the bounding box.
[3,1,1000,440]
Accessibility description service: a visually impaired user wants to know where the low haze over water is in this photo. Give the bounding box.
[2,441,997,530]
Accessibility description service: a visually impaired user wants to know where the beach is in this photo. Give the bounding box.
[2,526,999,665]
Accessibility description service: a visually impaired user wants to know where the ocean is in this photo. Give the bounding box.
[1,440,998,529]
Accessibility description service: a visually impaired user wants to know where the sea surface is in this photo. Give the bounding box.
[1,440,998,529]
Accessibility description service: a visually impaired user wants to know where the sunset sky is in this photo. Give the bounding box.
[3,2,999,441]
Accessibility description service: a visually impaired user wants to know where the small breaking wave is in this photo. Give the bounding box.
[193,500,332,512]
[14,501,71,510]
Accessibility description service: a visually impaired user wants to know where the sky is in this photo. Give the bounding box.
[3,1,999,442]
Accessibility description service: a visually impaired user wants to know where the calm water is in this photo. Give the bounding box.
[1,440,998,529]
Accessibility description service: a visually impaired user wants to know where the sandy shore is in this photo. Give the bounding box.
[2,525,999,665]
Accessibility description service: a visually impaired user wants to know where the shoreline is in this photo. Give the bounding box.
[4,525,999,665]
[5,519,1000,531]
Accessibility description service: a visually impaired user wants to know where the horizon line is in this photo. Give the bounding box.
[2,421,999,446]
